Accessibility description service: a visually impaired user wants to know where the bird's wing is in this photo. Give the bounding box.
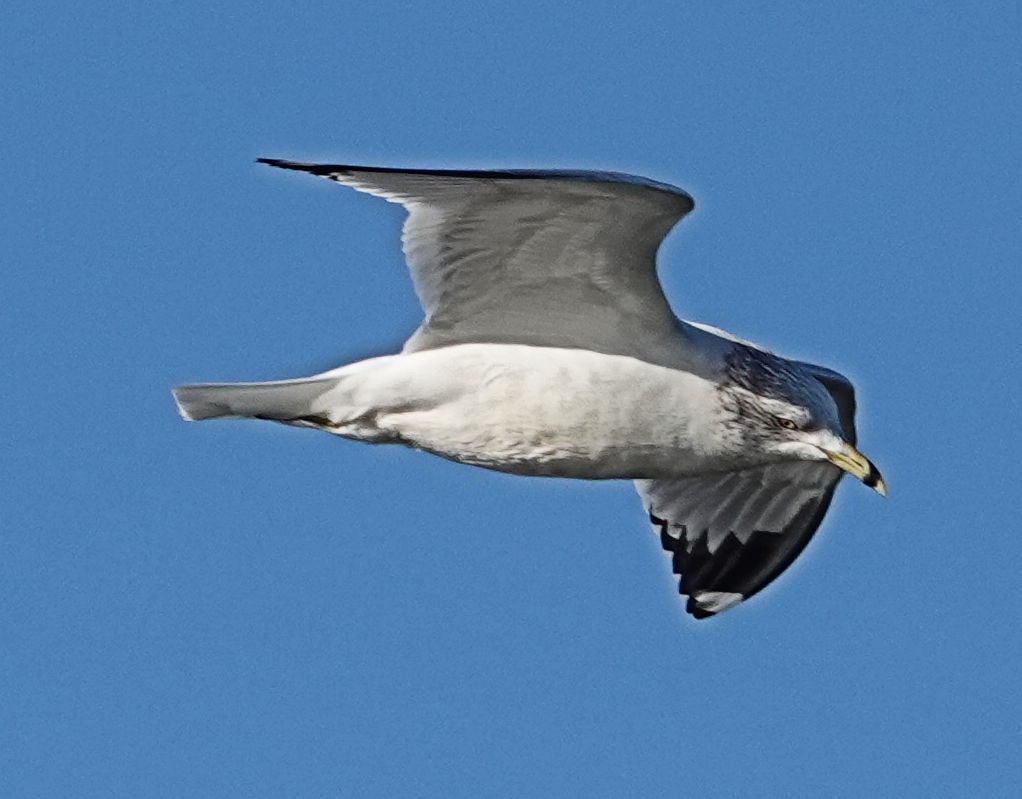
[259,159,695,363]
[636,461,843,618]
[800,363,858,445]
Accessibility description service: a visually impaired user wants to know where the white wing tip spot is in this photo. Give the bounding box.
[691,591,744,615]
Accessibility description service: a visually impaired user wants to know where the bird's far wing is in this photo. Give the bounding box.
[800,363,857,445]
[636,461,843,618]
[258,159,695,363]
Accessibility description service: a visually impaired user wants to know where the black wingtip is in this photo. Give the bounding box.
[256,158,344,176]
[686,598,716,620]
[258,157,310,171]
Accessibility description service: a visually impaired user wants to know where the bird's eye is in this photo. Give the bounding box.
[776,417,798,430]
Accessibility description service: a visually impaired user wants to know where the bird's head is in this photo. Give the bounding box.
[721,345,886,494]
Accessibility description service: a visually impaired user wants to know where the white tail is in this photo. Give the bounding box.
[172,377,336,423]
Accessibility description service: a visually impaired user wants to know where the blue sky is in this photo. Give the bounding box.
[3,2,1020,796]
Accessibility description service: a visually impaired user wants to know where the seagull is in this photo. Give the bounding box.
[174,159,885,619]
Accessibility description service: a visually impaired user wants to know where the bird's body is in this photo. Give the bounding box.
[175,159,884,618]
[181,342,740,479]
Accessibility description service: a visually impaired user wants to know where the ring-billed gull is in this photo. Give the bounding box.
[174,159,885,619]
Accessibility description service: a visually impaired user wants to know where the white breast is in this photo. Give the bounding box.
[314,344,733,480]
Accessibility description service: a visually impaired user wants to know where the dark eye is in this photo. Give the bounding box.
[776,417,798,430]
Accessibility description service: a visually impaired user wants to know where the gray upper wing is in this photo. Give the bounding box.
[258,159,695,362]
[637,461,843,618]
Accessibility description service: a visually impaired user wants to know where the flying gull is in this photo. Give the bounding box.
[174,159,885,619]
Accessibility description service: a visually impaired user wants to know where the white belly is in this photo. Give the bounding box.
[312,344,730,479]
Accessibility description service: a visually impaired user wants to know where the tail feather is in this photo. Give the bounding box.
[172,378,335,423]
